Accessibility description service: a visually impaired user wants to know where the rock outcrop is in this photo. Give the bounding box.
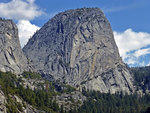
[23,8,135,94]
[55,91,86,111]
[0,87,7,113]
[0,87,45,113]
[0,18,32,74]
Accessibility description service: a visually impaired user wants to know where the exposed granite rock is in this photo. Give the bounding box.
[0,85,41,113]
[0,87,7,113]
[0,19,33,74]
[9,94,45,113]
[0,79,45,113]
[18,74,45,90]
[23,8,135,94]
[55,91,86,111]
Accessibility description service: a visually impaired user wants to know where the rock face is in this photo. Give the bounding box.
[23,8,135,93]
[55,91,86,111]
[0,18,32,74]
[0,87,7,113]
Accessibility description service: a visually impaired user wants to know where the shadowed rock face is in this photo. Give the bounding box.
[0,19,32,73]
[23,8,135,93]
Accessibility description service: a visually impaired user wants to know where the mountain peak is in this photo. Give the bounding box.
[23,8,135,94]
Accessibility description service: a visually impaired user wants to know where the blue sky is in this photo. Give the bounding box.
[0,0,150,67]
[34,0,150,33]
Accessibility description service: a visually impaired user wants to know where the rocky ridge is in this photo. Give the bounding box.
[0,84,43,113]
[0,71,86,112]
[23,8,135,94]
[0,18,33,74]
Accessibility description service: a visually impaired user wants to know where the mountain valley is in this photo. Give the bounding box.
[0,8,150,113]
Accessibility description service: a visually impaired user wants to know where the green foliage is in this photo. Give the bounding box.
[2,69,150,113]
[0,71,64,113]
[77,90,150,113]
[131,66,150,91]
[61,85,76,93]
[6,96,22,113]
[0,71,18,95]
[22,71,42,79]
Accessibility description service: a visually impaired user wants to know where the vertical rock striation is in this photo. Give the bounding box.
[0,18,32,74]
[23,8,135,93]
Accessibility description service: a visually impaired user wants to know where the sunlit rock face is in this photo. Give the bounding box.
[23,8,135,94]
[0,19,33,73]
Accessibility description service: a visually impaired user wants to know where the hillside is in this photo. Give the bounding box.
[0,71,150,113]
[0,71,86,113]
[131,66,150,93]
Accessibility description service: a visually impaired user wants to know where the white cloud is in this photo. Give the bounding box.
[26,0,35,4]
[0,0,43,47]
[147,62,150,66]
[0,0,43,20]
[114,29,150,59]
[17,20,40,47]
[139,61,146,67]
[125,58,136,65]
[134,48,150,58]
[114,29,150,66]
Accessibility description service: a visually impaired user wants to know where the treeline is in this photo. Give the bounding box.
[131,66,150,91]
[1,71,150,113]
[0,71,66,113]
[77,90,150,113]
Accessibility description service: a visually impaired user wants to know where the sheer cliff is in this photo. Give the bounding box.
[0,18,32,73]
[23,8,135,93]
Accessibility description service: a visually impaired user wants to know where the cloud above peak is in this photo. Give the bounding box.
[17,20,40,47]
[114,29,150,66]
[26,0,35,4]
[0,0,43,20]
[114,29,150,59]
